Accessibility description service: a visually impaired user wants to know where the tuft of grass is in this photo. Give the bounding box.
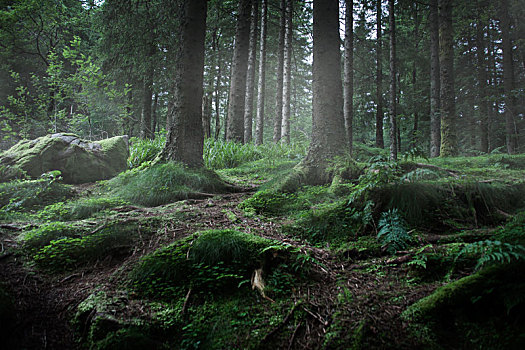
[105,162,228,207]
[37,197,129,221]
[127,136,165,169]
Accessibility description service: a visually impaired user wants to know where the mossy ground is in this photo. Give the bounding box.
[0,152,524,349]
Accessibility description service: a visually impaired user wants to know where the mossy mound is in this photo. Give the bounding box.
[106,162,229,207]
[129,229,288,300]
[0,133,128,184]
[402,262,525,349]
[0,177,74,215]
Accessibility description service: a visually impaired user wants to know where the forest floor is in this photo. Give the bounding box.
[1,155,524,349]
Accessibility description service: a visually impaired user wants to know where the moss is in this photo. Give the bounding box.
[402,262,525,349]
[93,328,160,350]
[106,162,229,207]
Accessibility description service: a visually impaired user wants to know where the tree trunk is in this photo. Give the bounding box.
[438,0,457,157]
[141,56,155,140]
[344,0,354,155]
[375,0,384,149]
[273,0,286,143]
[159,0,207,167]
[255,0,267,146]
[244,0,259,144]
[202,93,212,139]
[476,9,489,153]
[410,2,420,150]
[281,0,293,144]
[300,0,347,183]
[501,0,518,154]
[388,0,397,161]
[152,93,158,135]
[212,26,222,140]
[226,0,252,143]
[429,0,441,157]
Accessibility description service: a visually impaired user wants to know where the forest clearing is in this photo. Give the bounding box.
[1,0,524,349]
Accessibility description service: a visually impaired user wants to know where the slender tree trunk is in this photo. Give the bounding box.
[202,93,212,138]
[255,0,267,146]
[141,56,155,140]
[375,0,384,149]
[438,0,457,157]
[501,0,518,154]
[410,3,420,150]
[281,0,293,144]
[477,10,489,153]
[301,0,347,183]
[244,0,259,143]
[273,0,286,143]
[344,0,354,155]
[159,0,207,167]
[152,93,158,135]
[212,26,222,140]
[388,0,397,161]
[226,0,252,143]
[429,0,441,157]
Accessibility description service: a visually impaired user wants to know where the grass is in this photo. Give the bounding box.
[105,162,228,207]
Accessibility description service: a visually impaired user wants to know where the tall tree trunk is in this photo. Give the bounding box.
[344,0,354,155]
[159,0,207,167]
[141,48,155,140]
[388,0,397,161]
[438,0,457,157]
[226,0,252,143]
[410,2,420,150]
[429,0,441,157]
[152,93,158,135]
[281,0,293,144]
[375,0,384,149]
[301,0,347,183]
[273,0,286,143]
[202,93,212,138]
[212,26,222,140]
[501,0,518,154]
[244,0,259,143]
[477,10,489,153]
[255,0,267,146]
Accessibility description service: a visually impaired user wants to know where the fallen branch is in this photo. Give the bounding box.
[181,288,192,317]
[261,302,299,343]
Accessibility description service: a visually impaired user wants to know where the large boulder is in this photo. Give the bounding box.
[0,133,128,184]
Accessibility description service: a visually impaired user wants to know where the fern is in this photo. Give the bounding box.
[456,240,525,270]
[377,209,411,254]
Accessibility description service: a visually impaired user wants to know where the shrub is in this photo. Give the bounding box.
[128,136,165,169]
[377,209,412,254]
[23,222,86,253]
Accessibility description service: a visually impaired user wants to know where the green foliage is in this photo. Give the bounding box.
[494,211,525,245]
[456,240,525,270]
[106,162,227,207]
[27,222,153,271]
[0,174,73,217]
[128,136,166,169]
[37,197,128,221]
[377,209,412,254]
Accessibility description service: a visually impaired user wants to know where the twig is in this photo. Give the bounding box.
[302,306,328,326]
[181,288,192,317]
[288,322,302,350]
[59,273,80,284]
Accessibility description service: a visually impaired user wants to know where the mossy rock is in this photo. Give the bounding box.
[402,262,525,349]
[0,133,129,184]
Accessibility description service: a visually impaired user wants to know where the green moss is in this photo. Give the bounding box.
[129,230,287,300]
[93,328,159,350]
[402,263,525,349]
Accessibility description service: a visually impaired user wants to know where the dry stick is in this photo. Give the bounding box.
[288,322,302,350]
[181,288,192,317]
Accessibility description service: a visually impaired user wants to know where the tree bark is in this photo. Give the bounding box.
[159,0,207,167]
[273,0,286,143]
[301,0,347,182]
[410,2,420,151]
[202,93,212,138]
[212,25,222,140]
[244,0,259,143]
[140,43,155,140]
[281,0,293,144]
[501,0,518,154]
[438,0,457,157]
[375,0,384,149]
[476,9,489,153]
[152,93,158,135]
[429,0,441,157]
[226,0,252,143]
[255,0,267,146]
[388,0,397,161]
[344,0,354,155]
